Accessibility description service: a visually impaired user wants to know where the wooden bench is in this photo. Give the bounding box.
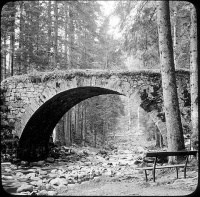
[136,150,197,182]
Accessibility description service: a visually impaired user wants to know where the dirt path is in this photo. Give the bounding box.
[61,174,196,196]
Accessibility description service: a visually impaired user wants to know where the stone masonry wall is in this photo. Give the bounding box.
[1,69,190,145]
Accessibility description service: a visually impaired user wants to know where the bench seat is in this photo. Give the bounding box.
[136,164,192,170]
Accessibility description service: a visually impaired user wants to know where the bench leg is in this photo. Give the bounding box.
[184,167,186,178]
[176,167,178,179]
[152,169,155,182]
[144,170,148,182]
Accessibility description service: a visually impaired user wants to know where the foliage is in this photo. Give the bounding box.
[114,1,192,70]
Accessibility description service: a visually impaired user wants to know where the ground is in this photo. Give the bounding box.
[1,127,198,196]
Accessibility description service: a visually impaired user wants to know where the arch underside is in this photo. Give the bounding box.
[17,86,124,161]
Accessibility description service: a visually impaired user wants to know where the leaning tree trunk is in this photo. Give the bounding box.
[157,1,185,162]
[190,4,198,150]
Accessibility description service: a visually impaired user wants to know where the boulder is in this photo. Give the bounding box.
[17,184,33,193]
[38,190,48,196]
[60,178,68,186]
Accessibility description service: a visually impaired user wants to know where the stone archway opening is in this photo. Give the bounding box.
[17,86,124,161]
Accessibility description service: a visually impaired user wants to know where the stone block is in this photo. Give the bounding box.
[7,114,15,119]
[10,96,15,101]
[16,82,24,89]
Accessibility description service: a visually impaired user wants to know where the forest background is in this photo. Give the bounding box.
[1,1,197,149]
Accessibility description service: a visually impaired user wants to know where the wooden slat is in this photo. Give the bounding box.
[136,164,192,170]
[146,151,197,157]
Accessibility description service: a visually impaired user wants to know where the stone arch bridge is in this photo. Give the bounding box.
[1,69,190,161]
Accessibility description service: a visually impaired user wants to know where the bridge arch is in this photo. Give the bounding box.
[17,86,124,161]
[1,69,190,161]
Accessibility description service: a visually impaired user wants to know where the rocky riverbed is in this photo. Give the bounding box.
[1,145,198,196]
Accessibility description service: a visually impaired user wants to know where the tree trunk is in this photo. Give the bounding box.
[82,104,86,146]
[190,4,198,150]
[18,1,24,75]
[54,1,58,67]
[155,127,160,147]
[47,1,51,65]
[102,120,105,146]
[64,112,71,146]
[3,37,7,80]
[64,2,69,69]
[157,1,185,162]
[10,2,15,76]
[173,4,178,69]
[69,3,74,68]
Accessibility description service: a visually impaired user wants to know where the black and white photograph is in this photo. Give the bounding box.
[1,0,198,196]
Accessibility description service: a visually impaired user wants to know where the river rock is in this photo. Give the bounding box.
[26,173,36,179]
[133,160,142,165]
[45,183,51,190]
[51,169,57,174]
[48,191,58,196]
[30,162,38,167]
[29,181,38,186]
[17,184,33,193]
[49,173,57,178]
[46,157,55,163]
[4,168,12,173]
[39,170,48,175]
[36,160,45,167]
[38,189,48,196]
[50,177,61,186]
[60,178,68,186]
[36,180,43,187]
[20,161,29,167]
[16,172,23,177]
[2,175,14,180]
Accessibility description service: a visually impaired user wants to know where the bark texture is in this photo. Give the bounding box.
[157,1,185,155]
[190,4,198,149]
